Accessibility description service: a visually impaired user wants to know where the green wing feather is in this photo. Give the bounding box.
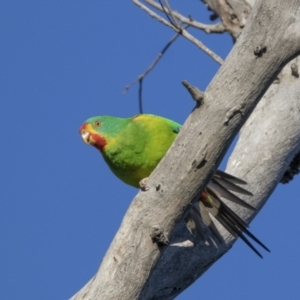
[100,114,181,187]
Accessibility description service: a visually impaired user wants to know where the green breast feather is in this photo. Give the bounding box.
[102,114,181,187]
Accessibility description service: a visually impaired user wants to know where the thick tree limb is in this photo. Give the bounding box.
[71,1,300,299]
[227,58,300,219]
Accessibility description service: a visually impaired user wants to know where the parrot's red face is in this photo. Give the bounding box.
[79,122,107,151]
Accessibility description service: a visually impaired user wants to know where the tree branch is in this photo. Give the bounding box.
[182,80,205,104]
[71,1,300,299]
[201,0,252,39]
[136,42,300,300]
[132,0,224,65]
[146,0,226,33]
[123,25,189,114]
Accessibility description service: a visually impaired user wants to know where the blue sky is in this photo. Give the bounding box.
[1,1,300,299]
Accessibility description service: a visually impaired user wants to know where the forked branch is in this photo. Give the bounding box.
[132,0,224,65]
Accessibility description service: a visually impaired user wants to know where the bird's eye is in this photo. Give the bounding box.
[94,121,101,127]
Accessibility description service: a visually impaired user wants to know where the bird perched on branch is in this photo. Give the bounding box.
[79,114,269,257]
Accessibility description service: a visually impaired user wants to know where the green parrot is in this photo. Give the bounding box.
[79,114,269,257]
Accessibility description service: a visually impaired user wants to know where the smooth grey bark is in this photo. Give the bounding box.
[71,1,300,299]
[226,57,300,221]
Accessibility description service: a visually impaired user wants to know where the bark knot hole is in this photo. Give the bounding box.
[254,45,267,57]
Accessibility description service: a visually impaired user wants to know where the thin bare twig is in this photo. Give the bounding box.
[158,0,176,28]
[123,26,189,113]
[130,0,223,112]
[123,28,186,93]
[163,0,179,28]
[181,28,223,64]
[133,0,176,30]
[132,0,224,65]
[138,78,144,114]
[146,0,225,34]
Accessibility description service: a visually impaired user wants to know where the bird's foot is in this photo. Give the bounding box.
[139,177,149,191]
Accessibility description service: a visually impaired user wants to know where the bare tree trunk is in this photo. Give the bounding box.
[226,57,300,218]
[71,1,300,299]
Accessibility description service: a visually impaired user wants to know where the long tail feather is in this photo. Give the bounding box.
[205,193,267,258]
[206,187,249,229]
[212,176,253,196]
[194,202,225,244]
[214,170,248,185]
[189,209,207,242]
[208,180,255,210]
[187,170,269,258]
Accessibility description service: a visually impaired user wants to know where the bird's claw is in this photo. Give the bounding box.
[139,177,149,191]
